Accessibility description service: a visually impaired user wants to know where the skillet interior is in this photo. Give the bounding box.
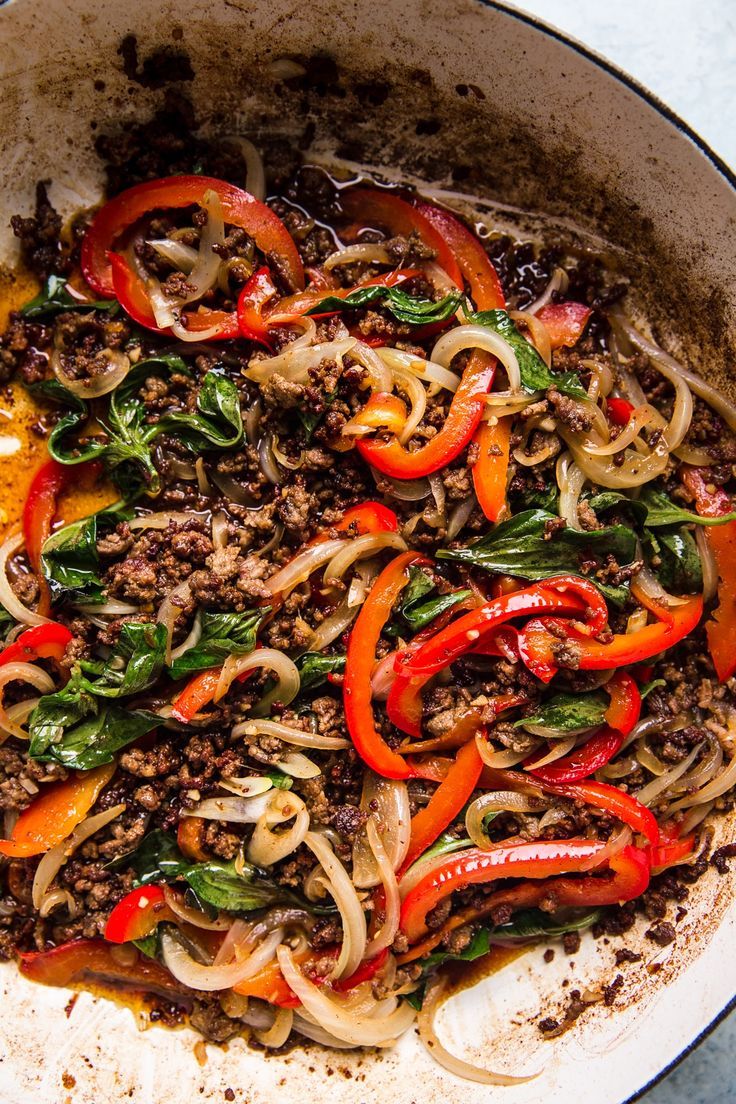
[0,1,734,1101]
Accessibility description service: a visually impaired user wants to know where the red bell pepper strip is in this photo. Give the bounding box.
[649,834,695,871]
[472,417,512,522]
[19,938,187,999]
[0,763,115,857]
[339,188,463,289]
[387,576,600,739]
[233,945,387,1007]
[23,459,69,575]
[518,594,702,679]
[681,466,736,681]
[411,198,505,311]
[331,500,399,536]
[177,816,210,862]
[237,265,280,346]
[170,668,222,725]
[400,837,613,943]
[526,726,626,784]
[346,392,408,437]
[398,693,527,755]
[0,622,73,667]
[82,175,304,298]
[332,948,389,992]
[104,885,178,944]
[603,671,641,735]
[606,397,635,426]
[344,550,428,779]
[357,348,496,479]
[535,301,592,349]
[538,779,659,846]
[401,740,483,871]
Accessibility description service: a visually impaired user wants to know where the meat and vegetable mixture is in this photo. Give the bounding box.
[0,103,735,1080]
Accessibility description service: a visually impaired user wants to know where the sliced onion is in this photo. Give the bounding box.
[370,651,399,702]
[232,718,349,751]
[578,826,632,871]
[363,818,401,957]
[162,887,232,930]
[183,793,272,823]
[76,599,141,617]
[274,752,320,779]
[0,662,55,741]
[631,557,690,613]
[266,538,347,596]
[219,775,274,798]
[447,493,478,541]
[51,346,131,400]
[426,472,446,529]
[129,510,204,531]
[432,325,521,393]
[475,732,541,769]
[170,611,203,664]
[38,888,78,919]
[214,648,300,716]
[32,803,126,910]
[178,189,226,305]
[161,926,283,991]
[147,238,199,273]
[323,532,407,587]
[303,831,366,979]
[277,946,415,1046]
[465,791,547,849]
[223,136,266,201]
[308,597,358,652]
[509,309,552,368]
[376,347,460,394]
[246,338,356,385]
[635,743,703,806]
[392,367,427,444]
[0,533,50,627]
[349,341,394,393]
[323,243,392,270]
[375,471,431,502]
[678,800,715,836]
[292,1013,358,1049]
[668,753,736,812]
[671,733,723,794]
[526,267,569,315]
[258,432,282,485]
[696,527,718,603]
[255,1007,293,1048]
[418,975,535,1084]
[157,580,191,667]
[352,773,411,888]
[247,790,310,866]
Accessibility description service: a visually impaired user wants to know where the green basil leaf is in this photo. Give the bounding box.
[512,483,559,514]
[647,526,703,594]
[0,605,16,635]
[183,859,287,913]
[438,509,635,605]
[132,933,160,959]
[639,485,736,528]
[401,589,472,632]
[156,370,243,452]
[168,609,267,679]
[471,309,587,398]
[29,688,159,769]
[266,770,294,790]
[640,677,666,699]
[41,502,132,605]
[294,652,346,691]
[112,829,191,885]
[514,691,607,734]
[92,622,167,698]
[586,491,649,527]
[20,275,117,320]
[307,285,462,327]
[410,833,472,869]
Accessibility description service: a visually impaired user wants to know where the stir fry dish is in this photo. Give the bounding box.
[0,108,735,1081]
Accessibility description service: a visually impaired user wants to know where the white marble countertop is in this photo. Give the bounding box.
[511,7,735,1101]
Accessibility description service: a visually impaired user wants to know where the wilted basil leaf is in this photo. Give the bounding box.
[168,609,267,679]
[21,275,117,320]
[471,309,587,398]
[514,691,607,734]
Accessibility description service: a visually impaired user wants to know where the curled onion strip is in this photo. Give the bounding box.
[635,743,703,806]
[323,243,393,270]
[668,753,736,812]
[246,338,356,385]
[363,818,401,957]
[232,718,349,751]
[51,347,131,400]
[274,752,321,779]
[223,135,266,201]
[183,793,272,823]
[696,527,718,603]
[170,611,202,663]
[308,596,358,651]
[526,267,569,316]
[179,189,226,305]
[349,341,394,393]
[276,946,415,1046]
[304,831,367,979]
[157,580,191,667]
[0,533,50,627]
[255,1007,294,1048]
[128,511,204,531]
[32,803,126,911]
[147,238,198,272]
[322,532,407,587]
[376,347,460,394]
[418,975,536,1084]
[509,309,552,368]
[247,790,310,866]
[392,367,427,443]
[266,539,347,596]
[475,733,541,769]
[0,662,55,741]
[447,493,478,541]
[431,325,521,393]
[352,773,411,888]
[160,926,283,992]
[556,452,585,529]
[162,887,231,931]
[214,648,300,716]
[465,792,547,849]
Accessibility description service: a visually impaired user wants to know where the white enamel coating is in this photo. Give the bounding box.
[0,1,735,1101]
